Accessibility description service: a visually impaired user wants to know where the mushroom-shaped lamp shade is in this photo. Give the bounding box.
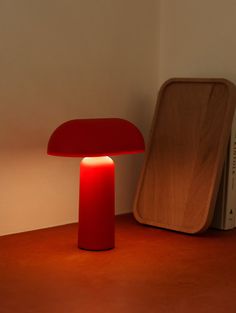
[48,118,145,250]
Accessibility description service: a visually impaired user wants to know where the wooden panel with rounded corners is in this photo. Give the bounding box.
[134,78,236,233]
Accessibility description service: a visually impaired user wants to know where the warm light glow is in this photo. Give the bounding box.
[81,156,114,166]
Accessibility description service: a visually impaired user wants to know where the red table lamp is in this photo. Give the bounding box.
[47,118,145,251]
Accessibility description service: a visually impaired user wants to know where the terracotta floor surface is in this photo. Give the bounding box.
[1,214,236,313]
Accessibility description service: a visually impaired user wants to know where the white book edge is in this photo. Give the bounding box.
[212,111,236,230]
[225,111,236,229]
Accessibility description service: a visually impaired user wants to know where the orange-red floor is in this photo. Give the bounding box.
[1,214,236,313]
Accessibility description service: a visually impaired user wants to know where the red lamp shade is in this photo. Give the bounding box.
[47,118,145,157]
[47,118,145,251]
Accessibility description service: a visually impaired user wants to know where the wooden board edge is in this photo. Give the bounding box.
[133,78,236,234]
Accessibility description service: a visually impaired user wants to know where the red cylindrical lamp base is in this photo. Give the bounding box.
[78,156,115,251]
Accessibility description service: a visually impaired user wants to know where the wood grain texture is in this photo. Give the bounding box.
[134,78,236,233]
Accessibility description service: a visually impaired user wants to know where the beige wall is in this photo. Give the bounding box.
[0,1,160,235]
[159,0,236,86]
